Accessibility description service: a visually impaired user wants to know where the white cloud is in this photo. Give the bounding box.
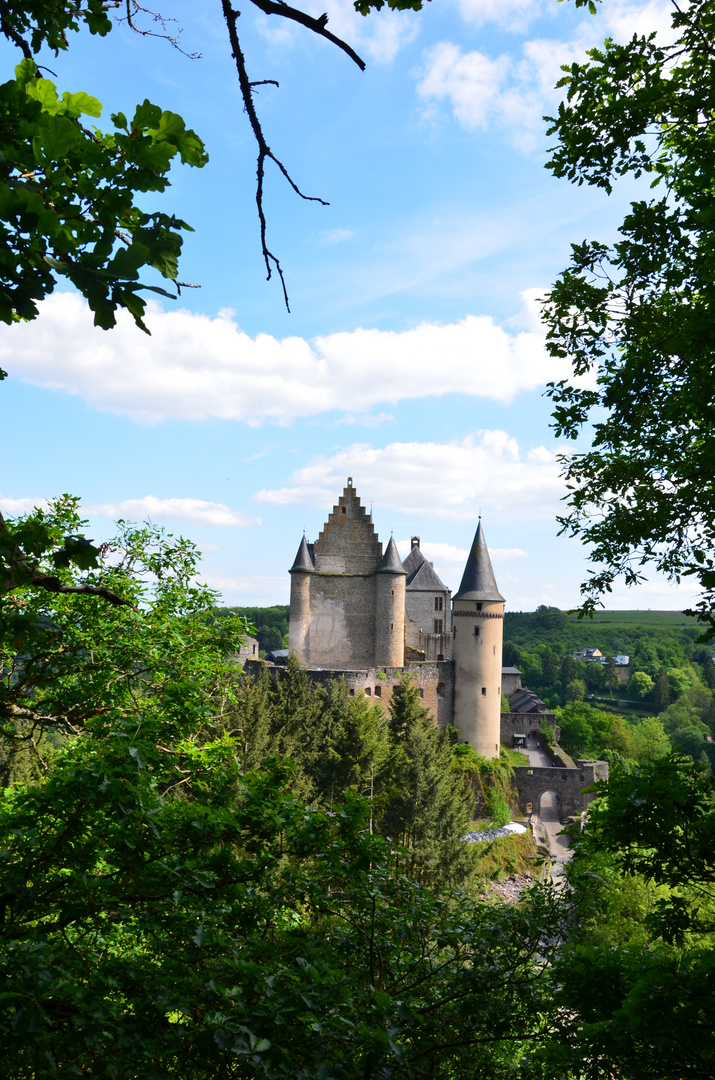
[0,493,49,516]
[419,1,676,149]
[451,0,546,32]
[253,430,566,519]
[418,44,509,130]
[397,537,527,591]
[85,496,260,528]
[417,35,587,149]
[0,291,565,425]
[205,574,290,607]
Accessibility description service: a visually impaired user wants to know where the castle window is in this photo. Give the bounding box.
[419,689,424,698]
[374,685,381,697]
[436,682,445,698]
[349,688,355,696]
[365,687,371,696]
[391,622,394,631]
[341,506,346,514]
[434,619,443,634]
[474,626,480,637]
[481,687,487,696]
[434,596,443,612]
[391,589,394,596]
[476,603,483,612]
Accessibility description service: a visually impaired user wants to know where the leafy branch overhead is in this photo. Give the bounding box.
[542,0,715,631]
[0,0,424,327]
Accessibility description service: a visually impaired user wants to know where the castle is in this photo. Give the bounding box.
[288,478,507,758]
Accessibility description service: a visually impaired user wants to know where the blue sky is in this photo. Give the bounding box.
[1,0,694,612]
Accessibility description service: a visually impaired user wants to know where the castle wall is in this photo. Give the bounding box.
[306,574,377,669]
[514,759,609,819]
[405,589,452,641]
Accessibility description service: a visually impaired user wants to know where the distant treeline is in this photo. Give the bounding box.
[216,605,290,654]
[504,606,715,774]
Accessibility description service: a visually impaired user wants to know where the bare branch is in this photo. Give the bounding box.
[120,0,202,59]
[247,0,366,72]
[221,0,339,309]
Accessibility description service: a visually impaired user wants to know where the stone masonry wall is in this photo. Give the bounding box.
[305,574,376,669]
[514,759,609,819]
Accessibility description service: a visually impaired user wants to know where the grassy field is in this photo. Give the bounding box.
[565,609,700,630]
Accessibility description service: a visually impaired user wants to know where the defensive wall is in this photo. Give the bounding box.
[514,759,609,819]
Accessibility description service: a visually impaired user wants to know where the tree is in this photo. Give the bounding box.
[565,677,586,704]
[381,677,475,887]
[547,753,715,1079]
[627,670,654,701]
[0,0,422,328]
[1,509,569,1077]
[543,0,715,630]
[0,497,245,752]
[653,666,672,713]
[603,655,619,696]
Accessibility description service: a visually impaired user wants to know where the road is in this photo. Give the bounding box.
[522,733,572,882]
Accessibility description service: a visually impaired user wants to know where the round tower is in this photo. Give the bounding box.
[451,521,504,758]
[374,537,406,668]
[288,535,314,664]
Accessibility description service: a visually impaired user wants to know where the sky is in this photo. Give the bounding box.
[0,0,696,613]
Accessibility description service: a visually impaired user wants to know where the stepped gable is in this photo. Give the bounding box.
[312,478,383,574]
[402,537,449,591]
[453,520,505,602]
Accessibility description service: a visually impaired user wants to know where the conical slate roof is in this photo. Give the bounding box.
[453,521,504,602]
[290,535,315,573]
[376,536,407,575]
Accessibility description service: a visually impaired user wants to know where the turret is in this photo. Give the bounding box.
[451,521,504,758]
[288,535,314,663]
[374,536,406,667]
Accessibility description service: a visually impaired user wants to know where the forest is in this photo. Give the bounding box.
[2,0,715,1076]
[503,606,715,776]
[1,499,714,1077]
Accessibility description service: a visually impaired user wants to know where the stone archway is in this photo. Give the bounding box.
[538,788,561,821]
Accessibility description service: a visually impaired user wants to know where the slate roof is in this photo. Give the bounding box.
[402,542,449,591]
[453,521,505,602]
[376,536,407,575]
[290,535,315,573]
[508,688,546,714]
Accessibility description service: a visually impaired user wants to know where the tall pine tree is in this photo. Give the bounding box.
[380,677,475,888]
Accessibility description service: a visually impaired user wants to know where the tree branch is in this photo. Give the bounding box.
[247,0,366,72]
[220,0,364,310]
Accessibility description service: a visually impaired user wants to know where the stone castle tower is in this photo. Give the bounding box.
[451,520,505,758]
[289,479,406,669]
[288,480,504,759]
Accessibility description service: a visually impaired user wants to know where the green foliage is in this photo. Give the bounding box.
[454,744,516,827]
[543,0,715,631]
[1,497,245,753]
[628,670,654,699]
[217,605,290,656]
[0,59,206,333]
[549,752,715,1079]
[0,507,566,1078]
